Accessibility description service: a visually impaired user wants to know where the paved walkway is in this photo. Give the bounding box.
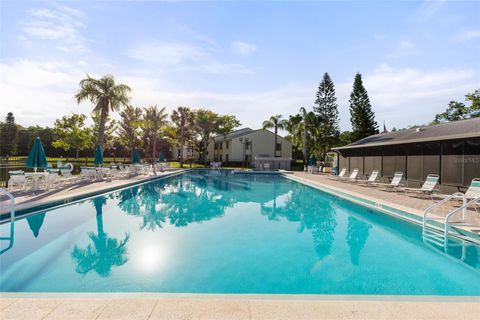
[289,172,480,233]
[0,169,184,218]
[1,296,479,320]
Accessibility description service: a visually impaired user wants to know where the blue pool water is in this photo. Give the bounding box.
[0,170,479,294]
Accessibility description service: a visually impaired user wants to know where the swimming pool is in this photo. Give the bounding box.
[0,170,479,294]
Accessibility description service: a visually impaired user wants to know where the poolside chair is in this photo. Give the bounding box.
[328,168,347,180]
[80,167,97,181]
[433,178,480,204]
[339,168,359,182]
[7,170,27,191]
[59,166,81,184]
[355,170,380,186]
[372,171,404,191]
[397,174,440,198]
[46,172,62,190]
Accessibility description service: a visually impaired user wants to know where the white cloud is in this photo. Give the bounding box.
[335,64,478,129]
[230,41,257,56]
[455,30,480,41]
[398,40,415,49]
[127,42,255,74]
[1,58,478,133]
[19,5,88,53]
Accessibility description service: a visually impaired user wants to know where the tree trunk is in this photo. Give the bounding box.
[97,106,108,148]
[303,127,307,164]
[274,126,278,157]
[204,139,207,166]
[179,128,184,168]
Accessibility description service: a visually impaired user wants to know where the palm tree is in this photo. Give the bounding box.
[262,114,288,157]
[144,105,168,164]
[171,107,195,168]
[75,75,131,149]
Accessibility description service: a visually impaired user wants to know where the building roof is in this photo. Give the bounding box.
[333,118,480,151]
[213,127,287,141]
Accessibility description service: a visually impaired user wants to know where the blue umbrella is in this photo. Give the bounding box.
[309,154,317,166]
[94,144,103,166]
[159,152,165,162]
[26,137,48,172]
[132,149,141,164]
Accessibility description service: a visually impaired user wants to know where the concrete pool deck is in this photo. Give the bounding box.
[1,295,479,320]
[1,169,479,319]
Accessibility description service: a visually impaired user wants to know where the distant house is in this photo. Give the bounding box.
[206,128,292,165]
[332,118,480,193]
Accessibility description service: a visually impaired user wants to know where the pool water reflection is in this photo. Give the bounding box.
[0,170,479,294]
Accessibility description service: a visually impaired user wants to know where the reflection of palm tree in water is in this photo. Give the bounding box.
[116,175,234,229]
[71,197,129,277]
[346,216,371,266]
[271,183,338,260]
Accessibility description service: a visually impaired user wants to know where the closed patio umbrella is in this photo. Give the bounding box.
[26,137,48,172]
[94,144,103,166]
[132,149,141,164]
[159,152,165,162]
[309,154,317,166]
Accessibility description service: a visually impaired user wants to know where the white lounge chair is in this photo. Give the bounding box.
[7,171,27,191]
[339,168,359,182]
[433,178,480,203]
[355,170,380,186]
[46,172,62,190]
[398,174,440,198]
[59,166,81,184]
[328,168,347,180]
[372,171,404,191]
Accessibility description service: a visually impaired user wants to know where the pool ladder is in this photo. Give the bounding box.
[0,188,15,254]
[423,192,480,249]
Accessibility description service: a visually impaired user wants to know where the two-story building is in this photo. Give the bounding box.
[206,128,292,165]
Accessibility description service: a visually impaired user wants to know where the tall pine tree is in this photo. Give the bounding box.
[314,72,340,159]
[0,112,18,156]
[349,73,378,141]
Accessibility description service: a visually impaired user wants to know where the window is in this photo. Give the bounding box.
[226,141,229,149]
[226,154,229,162]
[246,141,250,150]
[276,143,282,151]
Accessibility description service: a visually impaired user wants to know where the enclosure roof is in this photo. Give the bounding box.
[333,118,480,150]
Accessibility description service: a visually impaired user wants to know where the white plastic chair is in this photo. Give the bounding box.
[8,171,27,191]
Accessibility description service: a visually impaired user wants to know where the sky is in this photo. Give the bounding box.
[1,0,479,132]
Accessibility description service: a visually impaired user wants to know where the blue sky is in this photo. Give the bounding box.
[1,1,479,131]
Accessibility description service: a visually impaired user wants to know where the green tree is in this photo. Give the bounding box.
[337,131,354,146]
[171,106,196,167]
[0,112,18,156]
[52,113,92,158]
[262,114,288,157]
[286,108,317,164]
[314,73,340,159]
[91,110,117,151]
[349,73,378,141]
[143,105,168,162]
[192,109,241,165]
[75,75,131,149]
[118,105,143,158]
[433,89,480,124]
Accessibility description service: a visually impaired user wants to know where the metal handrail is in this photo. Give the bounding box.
[444,197,480,236]
[423,192,466,229]
[0,188,15,221]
